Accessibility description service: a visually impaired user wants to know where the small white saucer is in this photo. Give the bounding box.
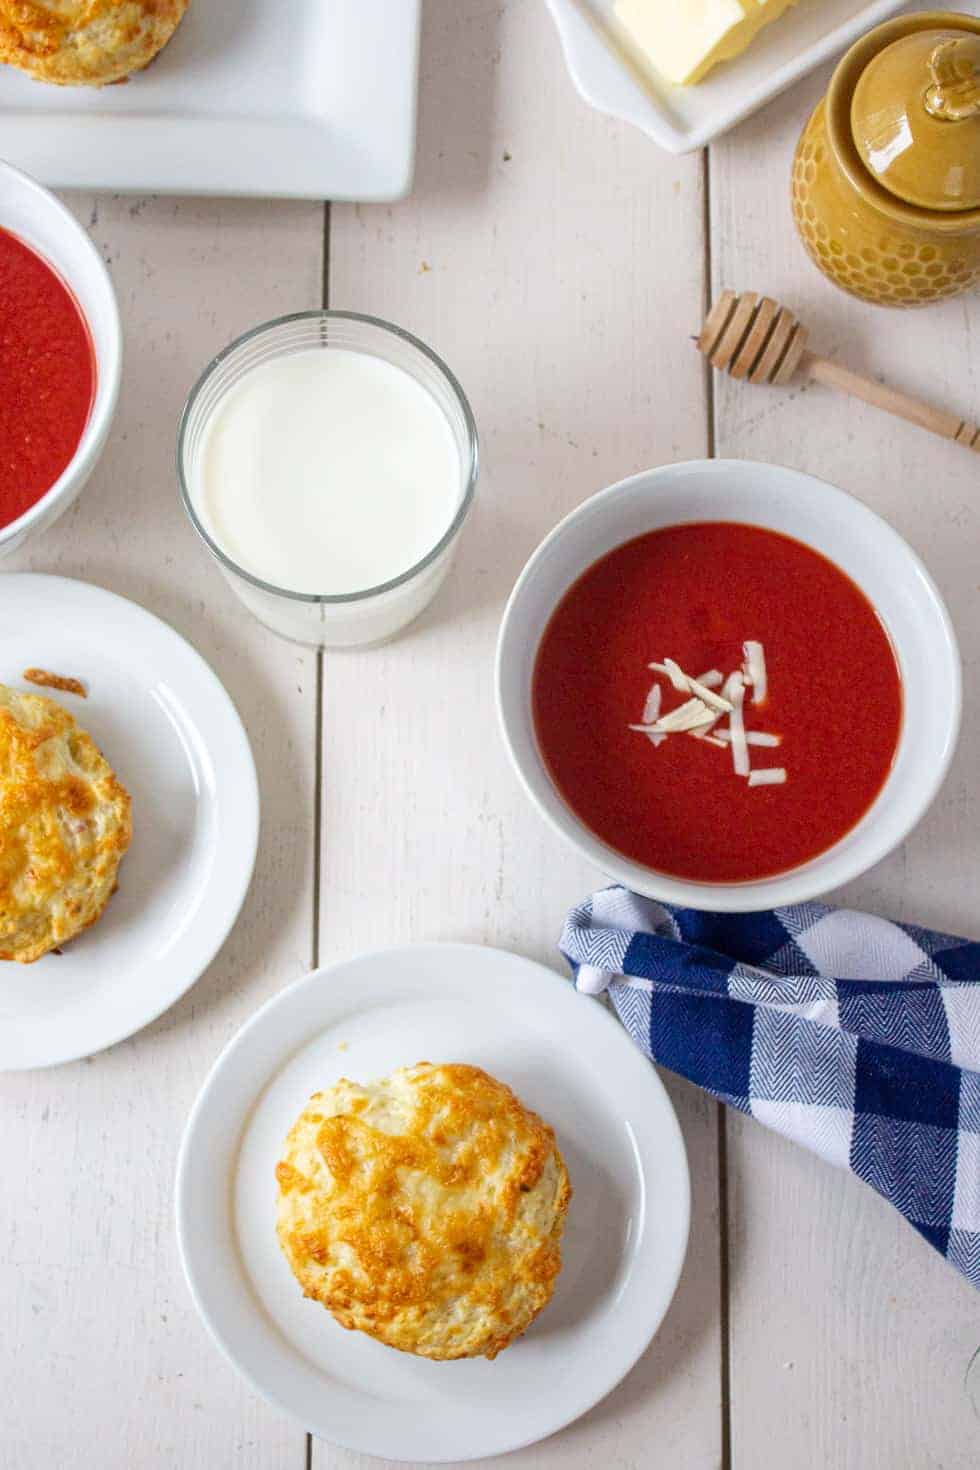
[0,575,259,1070]
[176,943,690,1462]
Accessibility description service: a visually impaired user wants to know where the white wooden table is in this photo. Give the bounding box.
[3,3,980,1466]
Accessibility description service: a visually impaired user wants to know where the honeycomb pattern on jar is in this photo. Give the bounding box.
[791,136,979,308]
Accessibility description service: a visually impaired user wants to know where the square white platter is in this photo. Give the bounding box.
[0,0,421,200]
[543,0,908,153]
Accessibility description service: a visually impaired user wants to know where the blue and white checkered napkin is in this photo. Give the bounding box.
[561,886,980,1289]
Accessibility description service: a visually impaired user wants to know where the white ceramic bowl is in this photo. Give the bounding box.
[0,158,121,558]
[496,459,961,912]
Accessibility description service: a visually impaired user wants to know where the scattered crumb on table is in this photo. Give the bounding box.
[337,1041,349,1052]
[22,669,87,697]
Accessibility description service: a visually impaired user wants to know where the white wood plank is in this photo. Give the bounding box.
[0,193,322,1469]
[712,57,980,1470]
[317,2,719,1466]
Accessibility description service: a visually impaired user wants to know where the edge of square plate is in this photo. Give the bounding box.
[0,0,422,200]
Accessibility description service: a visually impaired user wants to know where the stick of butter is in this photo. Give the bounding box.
[614,0,799,87]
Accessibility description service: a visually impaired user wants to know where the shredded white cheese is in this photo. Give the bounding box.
[652,697,719,733]
[723,671,750,778]
[691,712,721,739]
[742,640,767,705]
[688,676,733,714]
[649,660,733,713]
[715,730,781,748]
[692,731,726,748]
[747,768,786,787]
[642,681,662,726]
[659,657,689,694]
[630,643,785,791]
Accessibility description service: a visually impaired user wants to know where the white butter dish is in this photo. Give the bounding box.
[543,0,907,153]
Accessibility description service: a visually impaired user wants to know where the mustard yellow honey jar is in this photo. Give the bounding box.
[792,11,980,307]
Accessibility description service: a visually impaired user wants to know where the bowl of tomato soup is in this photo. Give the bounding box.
[0,159,121,557]
[496,460,960,911]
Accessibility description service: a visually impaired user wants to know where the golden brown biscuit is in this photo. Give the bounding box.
[276,1062,572,1360]
[0,0,189,87]
[0,683,132,962]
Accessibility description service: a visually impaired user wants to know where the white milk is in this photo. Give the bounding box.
[194,348,462,597]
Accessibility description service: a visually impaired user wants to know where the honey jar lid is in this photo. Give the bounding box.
[851,26,980,211]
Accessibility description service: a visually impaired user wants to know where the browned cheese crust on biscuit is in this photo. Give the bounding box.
[275,1062,572,1361]
[0,0,189,86]
[23,668,86,697]
[0,683,132,962]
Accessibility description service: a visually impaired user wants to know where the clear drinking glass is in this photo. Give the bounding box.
[176,311,479,648]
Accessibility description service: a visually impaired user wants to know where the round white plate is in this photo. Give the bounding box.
[176,943,690,1463]
[0,575,259,1069]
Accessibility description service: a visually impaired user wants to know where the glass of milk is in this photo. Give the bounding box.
[177,311,478,647]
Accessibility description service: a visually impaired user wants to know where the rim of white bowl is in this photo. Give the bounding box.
[0,158,122,547]
[495,458,962,912]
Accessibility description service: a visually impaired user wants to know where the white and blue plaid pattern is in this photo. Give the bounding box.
[561,886,980,1289]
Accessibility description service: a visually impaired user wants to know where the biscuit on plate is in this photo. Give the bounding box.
[0,683,132,963]
[275,1061,572,1360]
[0,0,190,87]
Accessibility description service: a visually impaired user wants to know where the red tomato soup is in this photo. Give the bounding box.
[0,226,96,529]
[532,522,903,883]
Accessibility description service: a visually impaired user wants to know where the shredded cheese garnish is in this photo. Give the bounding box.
[715,730,781,748]
[742,641,767,704]
[723,671,750,777]
[655,658,689,694]
[629,724,669,742]
[642,681,662,726]
[748,768,786,787]
[632,697,718,734]
[649,661,733,713]
[629,645,785,791]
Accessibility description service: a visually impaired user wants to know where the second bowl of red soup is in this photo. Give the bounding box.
[496,460,960,912]
[0,159,121,558]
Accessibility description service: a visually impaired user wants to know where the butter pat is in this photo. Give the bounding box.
[614,0,799,87]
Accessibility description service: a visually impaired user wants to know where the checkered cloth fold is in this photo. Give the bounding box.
[560,886,980,1289]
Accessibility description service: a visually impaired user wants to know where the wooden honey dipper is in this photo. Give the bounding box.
[697,290,979,454]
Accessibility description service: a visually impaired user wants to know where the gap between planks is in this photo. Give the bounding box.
[311,198,329,981]
[305,197,331,1470]
[703,141,732,1470]
[312,195,330,984]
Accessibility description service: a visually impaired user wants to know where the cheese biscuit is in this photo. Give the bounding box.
[0,684,132,962]
[0,1,190,87]
[276,1062,572,1360]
